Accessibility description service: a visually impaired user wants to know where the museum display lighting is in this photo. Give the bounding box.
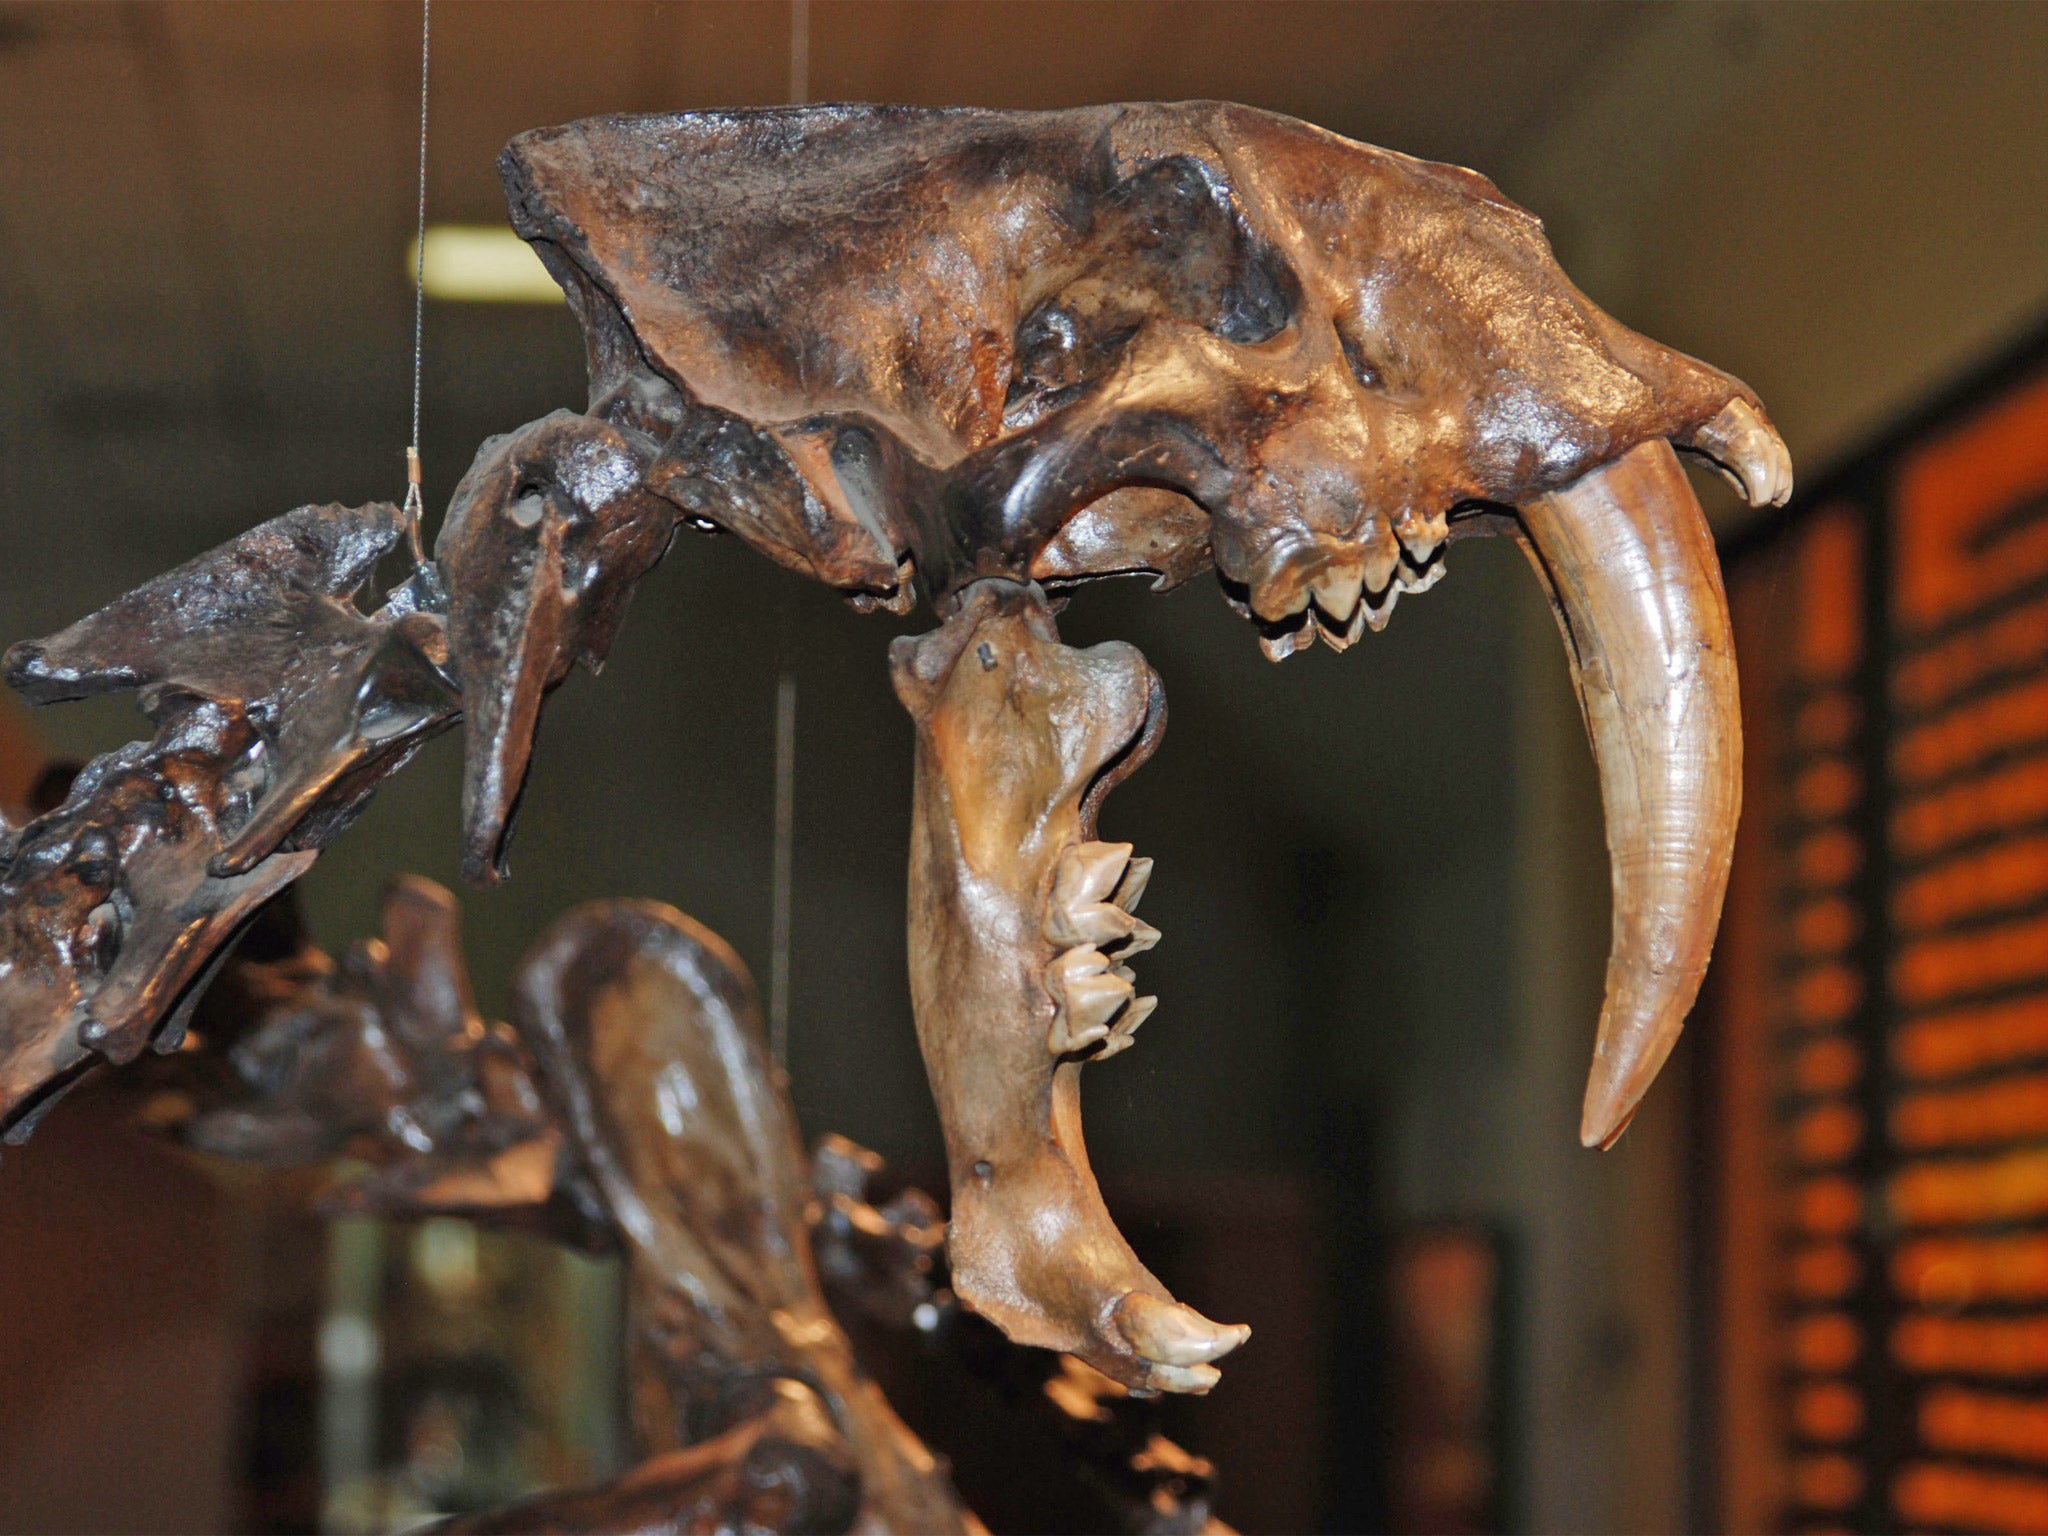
[408,225,564,304]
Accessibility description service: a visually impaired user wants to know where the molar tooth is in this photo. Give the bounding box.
[1317,597,1370,653]
[1397,510,1449,567]
[1118,919,1160,959]
[1361,539,1400,597]
[1363,585,1401,633]
[1311,570,1364,624]
[1397,559,1447,595]
[1051,903,1141,948]
[1048,841,1149,948]
[1250,579,1311,624]
[1046,947,1134,1054]
[1145,1362,1222,1395]
[1096,994,1157,1059]
[1052,842,1132,911]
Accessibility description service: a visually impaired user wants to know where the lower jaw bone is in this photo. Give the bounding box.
[890,579,1249,1394]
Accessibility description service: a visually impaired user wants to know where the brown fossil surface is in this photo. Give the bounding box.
[894,578,1245,1394]
[0,504,457,1142]
[156,877,1216,1533]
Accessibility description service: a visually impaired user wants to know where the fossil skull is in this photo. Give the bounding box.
[419,101,1790,1390]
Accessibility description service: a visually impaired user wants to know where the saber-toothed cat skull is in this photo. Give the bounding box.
[426,100,1788,1393]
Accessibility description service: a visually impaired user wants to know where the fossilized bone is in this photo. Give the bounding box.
[891,578,1239,1392]
[140,875,1220,1534]
[0,503,456,1140]
[2,100,1790,1401]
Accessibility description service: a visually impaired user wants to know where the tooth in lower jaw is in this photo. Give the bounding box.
[1048,842,1149,947]
[1046,946,1135,1054]
[1114,1291,1251,1369]
[1054,841,1131,907]
[1311,570,1364,624]
[1145,1362,1222,1394]
[1114,856,1153,914]
[1094,993,1156,1059]
[1397,559,1447,595]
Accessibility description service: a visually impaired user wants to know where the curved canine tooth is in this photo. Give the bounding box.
[1311,570,1364,624]
[1397,559,1447,595]
[1096,994,1157,1059]
[1046,947,1134,1055]
[1114,1291,1251,1369]
[1114,856,1153,914]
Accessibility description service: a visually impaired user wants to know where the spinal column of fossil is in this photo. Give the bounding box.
[893,578,1248,1395]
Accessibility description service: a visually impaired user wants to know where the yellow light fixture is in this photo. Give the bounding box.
[407,224,564,304]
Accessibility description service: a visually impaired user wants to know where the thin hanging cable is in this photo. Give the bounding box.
[788,0,809,104]
[403,0,432,567]
[769,676,797,1067]
[768,0,809,1070]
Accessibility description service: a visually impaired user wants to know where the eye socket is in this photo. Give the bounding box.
[1336,324,1383,390]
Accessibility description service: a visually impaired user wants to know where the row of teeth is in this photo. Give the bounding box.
[1244,515,1450,662]
[1043,841,1157,1059]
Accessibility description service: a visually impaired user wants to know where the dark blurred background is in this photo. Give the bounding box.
[1,3,2045,1532]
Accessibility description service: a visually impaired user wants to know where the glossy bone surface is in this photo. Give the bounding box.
[893,578,1247,1394]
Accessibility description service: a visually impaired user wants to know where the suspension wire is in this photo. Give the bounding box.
[769,676,797,1067]
[768,0,808,1068]
[788,0,810,105]
[403,0,432,567]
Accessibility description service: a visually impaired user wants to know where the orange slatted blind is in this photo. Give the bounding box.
[1716,356,2048,1535]
[1880,366,2048,1536]
[1719,503,1869,1531]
